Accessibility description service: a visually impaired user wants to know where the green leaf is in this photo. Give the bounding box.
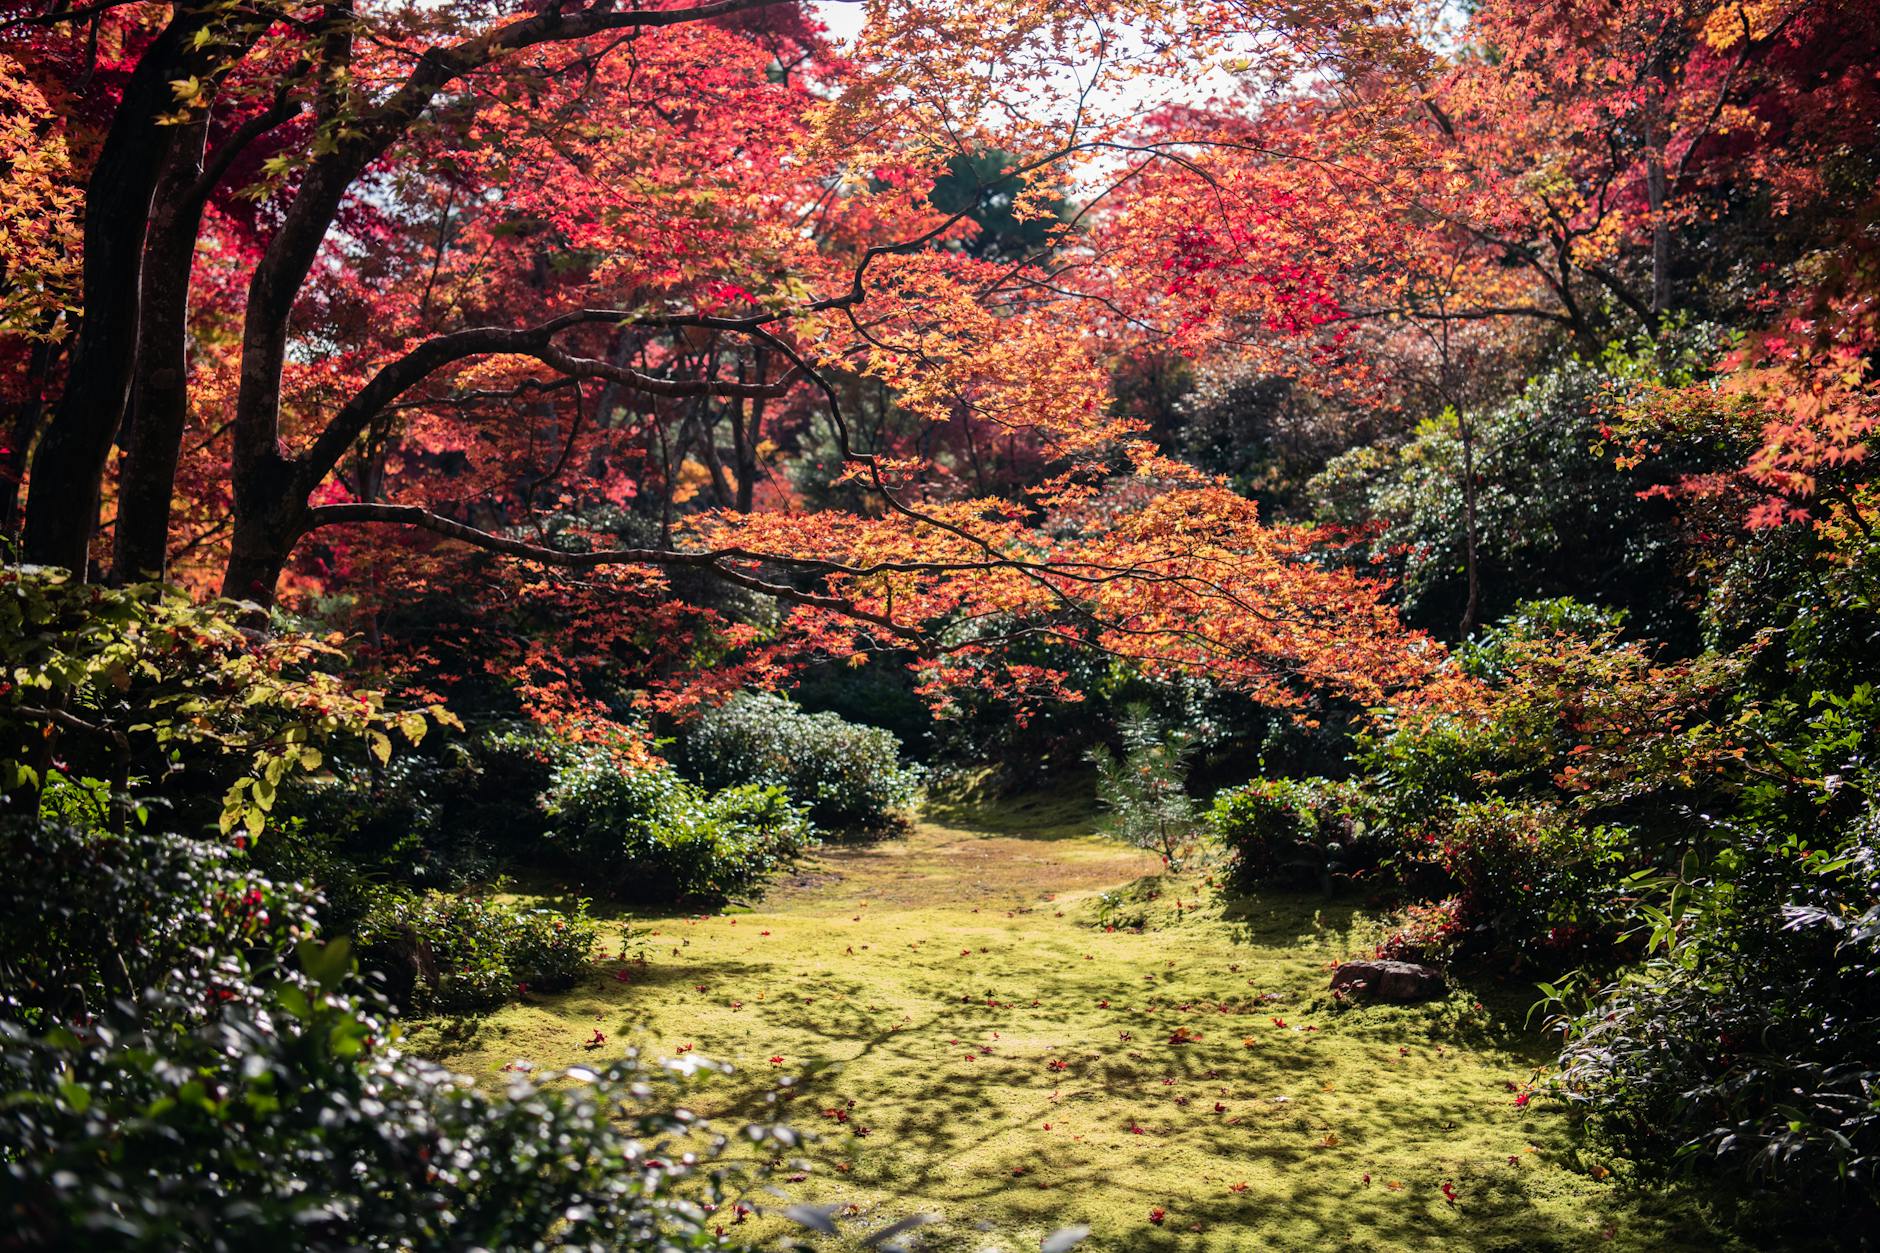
[297,938,352,993]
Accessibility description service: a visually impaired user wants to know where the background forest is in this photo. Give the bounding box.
[0,0,1876,1248]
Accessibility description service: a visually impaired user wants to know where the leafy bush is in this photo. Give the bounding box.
[542,750,814,903]
[1554,678,1880,1226]
[1408,799,1629,961]
[685,692,920,832]
[0,818,779,1251]
[355,888,598,1014]
[0,567,454,839]
[1209,776,1389,892]
[1558,825,1880,1228]
[0,819,319,1029]
[272,723,573,897]
[1,942,775,1252]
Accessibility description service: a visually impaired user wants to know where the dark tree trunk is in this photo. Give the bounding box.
[221,451,307,607]
[113,115,211,585]
[21,11,201,574]
[1644,83,1673,317]
[1,335,59,542]
[1458,409,1482,639]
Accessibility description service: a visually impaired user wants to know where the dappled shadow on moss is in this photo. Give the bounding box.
[431,817,1753,1253]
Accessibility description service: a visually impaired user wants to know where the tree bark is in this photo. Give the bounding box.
[1457,408,1482,639]
[21,10,202,573]
[1644,81,1672,317]
[1,334,59,542]
[113,114,211,585]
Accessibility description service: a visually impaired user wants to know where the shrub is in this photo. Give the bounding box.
[1209,776,1389,892]
[0,819,319,1028]
[1356,598,1736,834]
[1558,825,1880,1229]
[1405,798,1629,961]
[542,751,814,903]
[272,724,572,896]
[685,691,920,832]
[355,888,598,1014]
[0,943,776,1252]
[0,818,778,1251]
[0,566,454,840]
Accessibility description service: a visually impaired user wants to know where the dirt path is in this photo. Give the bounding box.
[433,818,1735,1252]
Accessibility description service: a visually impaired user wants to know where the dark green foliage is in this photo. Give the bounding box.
[542,749,815,902]
[926,148,1069,261]
[272,724,570,897]
[1557,672,1880,1225]
[1308,341,1706,641]
[355,888,598,1014]
[1208,776,1388,893]
[0,819,319,1029]
[685,692,920,832]
[787,656,935,758]
[1559,823,1880,1227]
[0,953,771,1252]
[0,819,777,1251]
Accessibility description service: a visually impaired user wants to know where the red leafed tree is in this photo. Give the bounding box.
[2,0,1469,725]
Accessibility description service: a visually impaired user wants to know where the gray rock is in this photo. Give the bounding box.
[1330,959,1447,1002]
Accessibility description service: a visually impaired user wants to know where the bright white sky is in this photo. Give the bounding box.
[808,0,1253,125]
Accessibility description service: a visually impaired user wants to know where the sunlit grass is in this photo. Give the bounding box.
[419,803,1743,1251]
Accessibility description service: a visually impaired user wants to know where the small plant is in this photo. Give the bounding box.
[1088,707,1197,869]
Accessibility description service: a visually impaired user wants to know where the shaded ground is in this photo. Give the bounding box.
[422,802,1743,1252]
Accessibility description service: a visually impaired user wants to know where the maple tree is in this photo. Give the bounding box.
[0,0,1463,733]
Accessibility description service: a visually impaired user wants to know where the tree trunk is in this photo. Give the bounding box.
[220,453,307,607]
[1,335,59,541]
[1458,409,1482,638]
[1644,77,1673,317]
[113,115,211,585]
[21,11,201,573]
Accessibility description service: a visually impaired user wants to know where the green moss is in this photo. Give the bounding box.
[419,813,1745,1252]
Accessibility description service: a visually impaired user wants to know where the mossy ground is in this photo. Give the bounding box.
[420,798,1743,1252]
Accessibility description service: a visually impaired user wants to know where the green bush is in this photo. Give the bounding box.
[355,888,598,1014]
[542,750,814,903]
[1415,798,1629,960]
[0,819,320,1029]
[685,692,920,832]
[1559,825,1880,1229]
[273,724,573,895]
[0,819,779,1251]
[1209,776,1389,892]
[0,944,775,1252]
